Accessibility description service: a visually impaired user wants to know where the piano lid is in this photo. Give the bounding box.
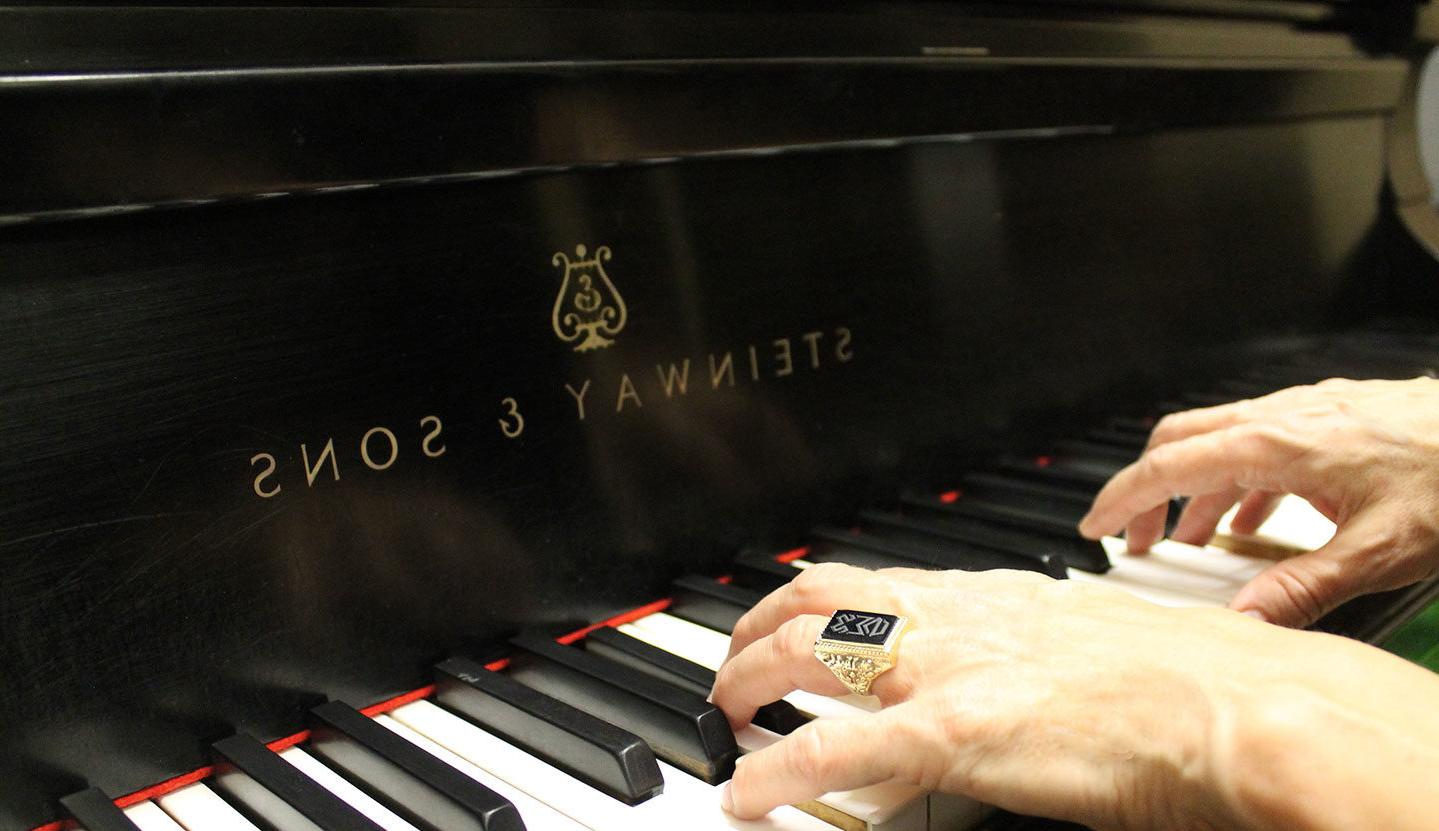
[0,0,1424,224]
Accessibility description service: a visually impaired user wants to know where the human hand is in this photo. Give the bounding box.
[1079,377,1439,627]
[710,562,1439,831]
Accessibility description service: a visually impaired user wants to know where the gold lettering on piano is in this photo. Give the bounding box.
[250,453,281,499]
[616,373,643,412]
[252,419,464,499]
[709,352,736,389]
[421,415,447,458]
[563,325,855,424]
[772,337,794,378]
[656,360,691,398]
[565,380,592,421]
[360,427,399,471]
[302,439,341,486]
[499,397,526,438]
[242,317,855,499]
[552,244,627,352]
[835,326,855,362]
[801,331,824,369]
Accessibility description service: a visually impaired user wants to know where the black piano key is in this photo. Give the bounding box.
[60,789,140,831]
[1243,365,1328,388]
[1298,355,1432,380]
[862,508,1110,574]
[668,575,765,634]
[1180,391,1238,408]
[1106,416,1155,437]
[1053,439,1137,466]
[212,734,385,831]
[306,701,524,831]
[730,547,804,593]
[960,472,1092,512]
[507,631,739,784]
[802,536,929,574]
[432,656,664,806]
[1327,339,1439,368]
[810,525,1069,579]
[1082,426,1147,452]
[995,457,1110,492]
[1215,379,1279,398]
[583,627,809,735]
[907,491,1084,540]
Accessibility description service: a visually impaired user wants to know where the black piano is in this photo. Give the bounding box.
[3,2,1439,829]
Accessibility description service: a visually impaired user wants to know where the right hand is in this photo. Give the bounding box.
[1079,377,1439,627]
[712,562,1439,831]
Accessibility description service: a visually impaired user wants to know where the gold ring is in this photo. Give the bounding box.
[813,609,909,697]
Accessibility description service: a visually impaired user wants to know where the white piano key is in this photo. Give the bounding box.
[122,802,186,831]
[372,715,589,831]
[1099,539,1240,603]
[279,745,423,831]
[155,783,262,831]
[1065,568,1216,608]
[388,699,833,831]
[619,614,880,717]
[1137,538,1270,583]
[1216,493,1335,551]
[737,724,931,831]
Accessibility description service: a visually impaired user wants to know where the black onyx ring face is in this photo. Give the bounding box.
[821,610,904,648]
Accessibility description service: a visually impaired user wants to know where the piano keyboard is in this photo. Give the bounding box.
[52,333,1433,831]
[56,492,1329,831]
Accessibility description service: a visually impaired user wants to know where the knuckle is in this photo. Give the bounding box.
[788,725,835,782]
[1139,444,1176,483]
[776,617,817,658]
[790,561,848,601]
[730,612,758,646]
[1268,567,1333,623]
[1149,413,1183,445]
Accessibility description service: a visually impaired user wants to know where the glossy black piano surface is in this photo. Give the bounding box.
[3,1,1439,828]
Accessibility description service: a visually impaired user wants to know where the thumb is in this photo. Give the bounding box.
[1227,516,1389,627]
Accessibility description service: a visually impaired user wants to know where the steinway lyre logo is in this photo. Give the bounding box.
[552,244,628,352]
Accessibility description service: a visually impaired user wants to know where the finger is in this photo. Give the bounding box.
[711,614,851,730]
[1123,504,1168,553]
[725,562,913,665]
[1170,487,1244,546]
[1227,511,1405,627]
[1078,424,1296,540]
[1229,491,1283,536]
[723,708,918,820]
[1145,401,1251,450]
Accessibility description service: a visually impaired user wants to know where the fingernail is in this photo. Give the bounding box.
[719,782,734,813]
[1240,608,1267,622]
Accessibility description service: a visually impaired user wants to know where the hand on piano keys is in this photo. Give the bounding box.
[1080,376,1439,627]
[709,561,1439,831]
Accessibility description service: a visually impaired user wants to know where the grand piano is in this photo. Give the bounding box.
[4,1,1439,829]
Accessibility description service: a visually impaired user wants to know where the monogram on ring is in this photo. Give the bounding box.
[813,610,910,697]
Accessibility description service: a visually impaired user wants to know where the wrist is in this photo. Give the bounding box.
[1210,633,1439,831]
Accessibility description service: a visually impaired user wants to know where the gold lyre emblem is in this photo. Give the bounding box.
[551,244,628,352]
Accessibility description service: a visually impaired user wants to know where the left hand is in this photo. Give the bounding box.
[709,561,1439,831]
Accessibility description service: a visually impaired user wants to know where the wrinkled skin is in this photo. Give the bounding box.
[1080,377,1439,627]
[711,563,1439,830]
